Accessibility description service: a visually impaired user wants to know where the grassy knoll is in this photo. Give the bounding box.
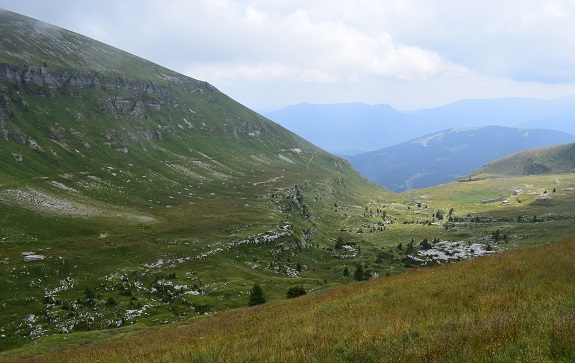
[3,235,574,362]
[469,143,575,179]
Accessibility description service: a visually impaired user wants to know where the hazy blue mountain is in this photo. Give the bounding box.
[413,96,575,129]
[263,103,419,155]
[263,97,575,155]
[346,126,575,192]
[517,112,575,135]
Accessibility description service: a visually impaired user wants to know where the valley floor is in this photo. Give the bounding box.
[2,172,575,360]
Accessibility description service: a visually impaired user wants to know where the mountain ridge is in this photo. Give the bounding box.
[263,102,415,155]
[0,9,187,82]
[347,126,575,192]
[263,97,575,155]
[465,142,575,179]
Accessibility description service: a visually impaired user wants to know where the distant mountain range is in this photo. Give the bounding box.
[346,126,575,192]
[263,97,575,155]
[263,103,414,155]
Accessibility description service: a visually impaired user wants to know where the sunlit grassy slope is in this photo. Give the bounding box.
[2,9,575,361]
[5,235,575,363]
[3,170,575,361]
[0,9,388,352]
[466,142,575,179]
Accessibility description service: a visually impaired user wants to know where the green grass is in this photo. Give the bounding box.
[2,171,575,355]
[4,236,575,362]
[2,10,575,360]
[468,143,575,178]
[3,80,575,352]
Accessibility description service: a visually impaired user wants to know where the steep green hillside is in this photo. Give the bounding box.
[0,9,391,351]
[466,142,575,179]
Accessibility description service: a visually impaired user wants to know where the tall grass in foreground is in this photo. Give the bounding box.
[9,239,575,363]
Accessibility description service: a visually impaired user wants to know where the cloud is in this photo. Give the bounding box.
[1,0,575,110]
[244,6,267,24]
[46,1,463,85]
[4,0,572,85]
[398,0,575,83]
[177,4,467,85]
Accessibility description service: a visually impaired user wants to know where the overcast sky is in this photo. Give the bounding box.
[1,0,575,111]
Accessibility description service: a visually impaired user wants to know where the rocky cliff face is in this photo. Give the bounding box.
[0,60,231,128]
[0,63,217,96]
[0,61,288,168]
[0,9,220,120]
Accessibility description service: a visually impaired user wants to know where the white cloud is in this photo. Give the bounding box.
[244,6,267,24]
[177,4,467,86]
[1,0,575,110]
[186,63,295,83]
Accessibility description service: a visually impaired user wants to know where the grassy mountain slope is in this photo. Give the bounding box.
[347,126,575,191]
[0,9,393,351]
[5,235,575,362]
[467,142,575,179]
[3,9,575,360]
[4,165,575,361]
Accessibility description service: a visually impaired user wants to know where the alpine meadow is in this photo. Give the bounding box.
[1,9,575,363]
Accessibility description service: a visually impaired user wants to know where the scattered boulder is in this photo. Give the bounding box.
[23,255,45,262]
[22,251,46,262]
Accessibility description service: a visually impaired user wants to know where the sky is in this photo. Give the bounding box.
[1,0,575,111]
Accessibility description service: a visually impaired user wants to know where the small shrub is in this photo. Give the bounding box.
[106,297,118,306]
[84,287,96,300]
[286,286,307,299]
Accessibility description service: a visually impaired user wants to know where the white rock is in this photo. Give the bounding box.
[23,255,45,262]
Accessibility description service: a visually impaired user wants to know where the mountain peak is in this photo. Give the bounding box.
[0,9,210,86]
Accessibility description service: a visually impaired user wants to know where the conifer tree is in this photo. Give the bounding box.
[343,266,350,277]
[353,264,369,281]
[248,283,266,306]
[335,236,345,249]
